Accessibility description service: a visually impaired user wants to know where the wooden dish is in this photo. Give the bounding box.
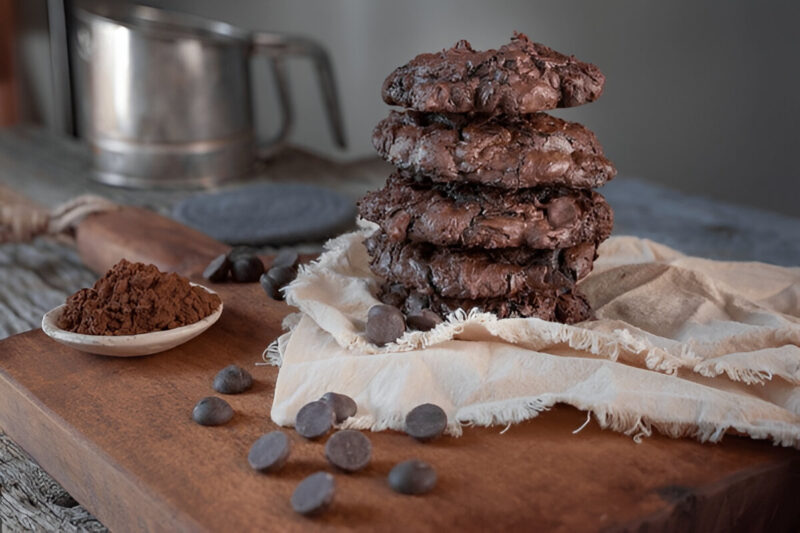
[40,284,223,357]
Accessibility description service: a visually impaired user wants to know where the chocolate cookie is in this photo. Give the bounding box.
[365,232,596,300]
[382,33,605,115]
[380,282,591,323]
[372,111,615,189]
[359,172,613,250]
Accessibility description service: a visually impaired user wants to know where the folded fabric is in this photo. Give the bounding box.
[266,223,800,447]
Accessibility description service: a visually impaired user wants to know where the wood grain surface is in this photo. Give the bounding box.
[0,208,798,532]
[0,432,105,532]
[75,206,228,276]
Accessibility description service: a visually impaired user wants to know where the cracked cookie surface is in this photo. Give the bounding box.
[372,111,615,189]
[379,281,592,322]
[364,232,596,300]
[382,33,605,115]
[358,172,613,250]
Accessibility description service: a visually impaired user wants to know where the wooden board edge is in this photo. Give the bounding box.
[75,206,229,276]
[606,455,800,532]
[0,331,207,533]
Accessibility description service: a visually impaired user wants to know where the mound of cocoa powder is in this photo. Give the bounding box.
[58,259,221,336]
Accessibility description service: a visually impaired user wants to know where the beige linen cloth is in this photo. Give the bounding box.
[266,223,800,447]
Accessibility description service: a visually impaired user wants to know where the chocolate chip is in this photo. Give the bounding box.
[248,431,291,473]
[291,471,335,516]
[295,400,335,440]
[406,309,443,332]
[268,265,296,289]
[259,273,282,300]
[231,256,264,283]
[272,249,299,270]
[227,246,258,261]
[404,403,447,441]
[388,460,437,495]
[212,364,253,394]
[365,304,406,346]
[546,196,579,228]
[192,397,233,426]
[260,265,297,301]
[202,254,230,282]
[319,392,357,423]
[324,430,372,473]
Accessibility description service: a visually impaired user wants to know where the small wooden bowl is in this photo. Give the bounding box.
[41,284,223,357]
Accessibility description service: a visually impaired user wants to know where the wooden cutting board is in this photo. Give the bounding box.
[0,206,797,533]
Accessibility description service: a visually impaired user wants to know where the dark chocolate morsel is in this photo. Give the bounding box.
[202,254,231,283]
[227,246,259,261]
[295,400,335,440]
[291,472,335,516]
[192,396,234,426]
[260,273,282,300]
[212,364,253,394]
[365,304,406,346]
[324,430,372,473]
[248,431,291,473]
[267,265,297,290]
[320,392,358,423]
[231,256,264,283]
[260,265,297,301]
[388,460,437,495]
[405,403,447,441]
[406,310,443,332]
[272,249,300,270]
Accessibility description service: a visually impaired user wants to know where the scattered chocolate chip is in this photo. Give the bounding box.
[231,256,264,283]
[406,309,443,332]
[260,264,297,301]
[192,396,234,426]
[388,460,437,495]
[405,403,447,441]
[212,364,253,394]
[291,471,335,516]
[227,246,258,261]
[259,273,282,300]
[272,249,300,270]
[324,430,372,473]
[319,392,357,423]
[365,304,406,346]
[248,431,291,473]
[546,195,579,228]
[202,254,231,282]
[295,400,335,440]
[268,265,296,289]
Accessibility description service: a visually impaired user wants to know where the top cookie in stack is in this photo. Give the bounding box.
[358,33,615,323]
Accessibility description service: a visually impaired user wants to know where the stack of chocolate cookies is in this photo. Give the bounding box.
[358,33,616,323]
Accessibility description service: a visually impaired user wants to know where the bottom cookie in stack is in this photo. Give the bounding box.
[365,232,596,322]
[378,281,592,323]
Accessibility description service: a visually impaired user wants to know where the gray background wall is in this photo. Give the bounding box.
[17,0,800,217]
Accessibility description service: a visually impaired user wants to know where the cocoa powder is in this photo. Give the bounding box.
[58,259,221,336]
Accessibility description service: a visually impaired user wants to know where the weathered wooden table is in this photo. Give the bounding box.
[1,126,799,531]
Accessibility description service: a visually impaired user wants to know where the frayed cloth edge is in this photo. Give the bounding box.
[332,395,800,448]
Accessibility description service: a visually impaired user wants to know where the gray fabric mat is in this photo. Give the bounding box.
[172,183,357,245]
